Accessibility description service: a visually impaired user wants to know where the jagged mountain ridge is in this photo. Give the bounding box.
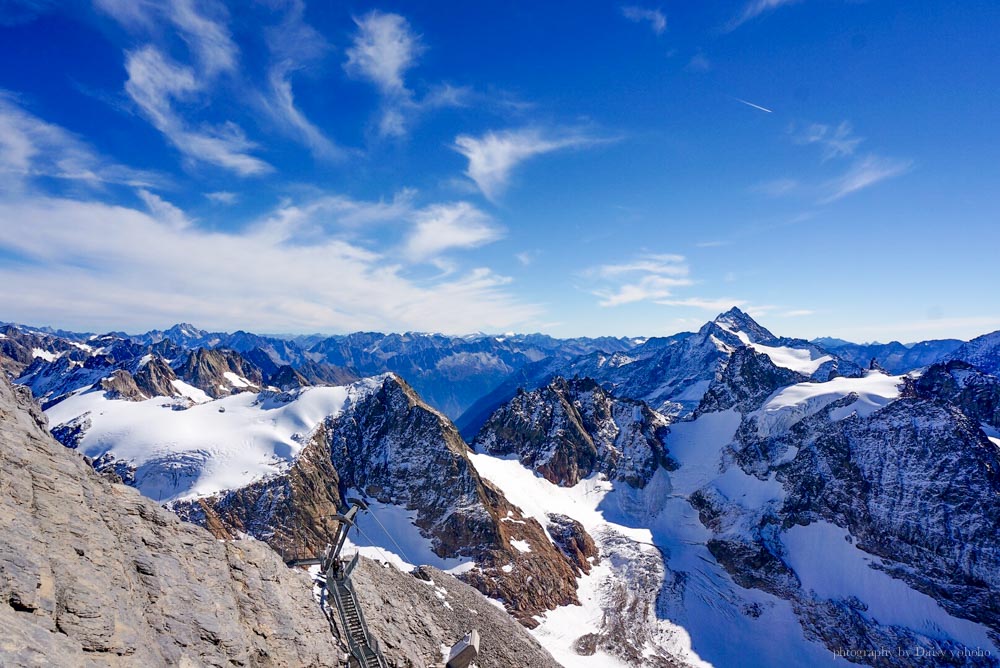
[948,330,1000,376]
[472,376,674,488]
[813,337,964,374]
[7,311,991,427]
[6,321,638,420]
[466,323,1000,665]
[457,307,863,439]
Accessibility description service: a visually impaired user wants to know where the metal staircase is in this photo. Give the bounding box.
[329,555,387,668]
[287,498,479,668]
[291,499,389,668]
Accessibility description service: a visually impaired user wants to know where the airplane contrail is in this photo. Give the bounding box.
[734,97,773,113]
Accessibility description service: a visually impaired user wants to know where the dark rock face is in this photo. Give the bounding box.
[780,399,1000,629]
[947,330,1000,376]
[697,346,809,415]
[95,369,146,401]
[323,376,583,626]
[0,324,90,377]
[474,376,672,488]
[908,360,1000,429]
[268,364,311,391]
[173,348,263,398]
[132,356,179,399]
[50,413,91,449]
[546,513,599,575]
[0,374,342,666]
[690,373,1000,660]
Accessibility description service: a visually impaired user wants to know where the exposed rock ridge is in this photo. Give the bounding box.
[473,376,673,487]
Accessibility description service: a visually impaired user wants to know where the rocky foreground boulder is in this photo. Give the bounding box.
[0,373,340,666]
[0,374,559,667]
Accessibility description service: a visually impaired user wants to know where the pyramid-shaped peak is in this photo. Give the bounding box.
[711,307,776,343]
[164,323,208,339]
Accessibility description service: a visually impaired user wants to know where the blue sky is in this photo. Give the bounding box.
[1,0,998,341]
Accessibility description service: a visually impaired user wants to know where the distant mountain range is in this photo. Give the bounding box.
[4,308,1000,667]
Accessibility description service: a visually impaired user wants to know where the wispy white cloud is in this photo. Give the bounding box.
[0,91,162,191]
[0,102,531,332]
[0,0,55,26]
[726,0,801,31]
[99,0,269,175]
[589,253,693,307]
[205,190,238,204]
[136,188,191,230]
[96,0,238,76]
[0,194,537,334]
[254,189,417,242]
[794,121,862,161]
[263,66,342,160]
[345,10,423,96]
[780,120,910,203]
[822,154,912,202]
[656,297,748,311]
[404,202,502,261]
[167,0,238,75]
[343,10,469,138]
[596,275,692,307]
[515,250,539,266]
[596,253,688,278]
[254,190,500,264]
[124,46,271,175]
[453,127,607,200]
[259,0,343,160]
[621,6,666,34]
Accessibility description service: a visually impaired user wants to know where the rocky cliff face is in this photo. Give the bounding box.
[352,559,562,668]
[469,325,1000,665]
[696,346,809,415]
[173,348,263,398]
[687,358,1000,664]
[473,376,673,487]
[0,324,90,377]
[0,374,342,667]
[908,360,1000,428]
[181,375,587,627]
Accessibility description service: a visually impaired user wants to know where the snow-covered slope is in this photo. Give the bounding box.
[44,376,388,501]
